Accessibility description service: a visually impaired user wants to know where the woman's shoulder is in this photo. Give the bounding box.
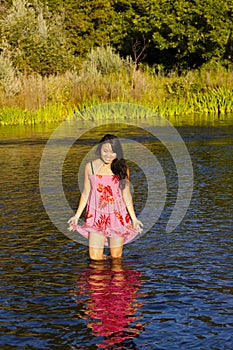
[85,159,101,175]
[91,158,101,166]
[84,161,92,175]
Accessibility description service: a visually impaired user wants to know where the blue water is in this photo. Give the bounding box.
[0,119,233,349]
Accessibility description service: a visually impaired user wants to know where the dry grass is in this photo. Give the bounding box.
[0,63,232,125]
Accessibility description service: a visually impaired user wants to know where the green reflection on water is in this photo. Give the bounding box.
[0,112,233,142]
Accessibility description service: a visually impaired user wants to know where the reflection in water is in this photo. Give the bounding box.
[1,121,233,349]
[72,260,144,348]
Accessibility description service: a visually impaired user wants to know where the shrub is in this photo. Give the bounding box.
[81,46,132,76]
[0,52,21,96]
[0,0,75,75]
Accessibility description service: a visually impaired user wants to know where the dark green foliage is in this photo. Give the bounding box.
[40,0,114,57]
[111,0,233,71]
[0,0,232,74]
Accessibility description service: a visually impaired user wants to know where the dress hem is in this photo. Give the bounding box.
[70,223,142,246]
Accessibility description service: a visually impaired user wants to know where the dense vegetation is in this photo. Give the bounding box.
[0,0,232,124]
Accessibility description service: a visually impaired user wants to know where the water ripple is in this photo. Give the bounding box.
[1,123,233,349]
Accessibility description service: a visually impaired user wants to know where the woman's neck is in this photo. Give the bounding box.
[95,158,113,175]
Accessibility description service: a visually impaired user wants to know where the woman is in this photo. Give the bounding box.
[68,134,143,260]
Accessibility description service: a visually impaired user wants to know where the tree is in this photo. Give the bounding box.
[111,0,233,71]
[0,0,232,73]
[51,0,115,58]
[0,0,75,75]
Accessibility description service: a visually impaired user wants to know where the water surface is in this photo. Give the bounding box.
[0,115,233,349]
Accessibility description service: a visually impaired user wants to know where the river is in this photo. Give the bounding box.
[0,112,232,349]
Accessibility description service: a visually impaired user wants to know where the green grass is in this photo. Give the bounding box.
[0,63,232,125]
[0,104,74,125]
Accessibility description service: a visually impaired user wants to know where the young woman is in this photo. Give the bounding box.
[68,134,143,260]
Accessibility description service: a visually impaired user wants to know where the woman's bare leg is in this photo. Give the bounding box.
[89,232,106,260]
[109,237,124,259]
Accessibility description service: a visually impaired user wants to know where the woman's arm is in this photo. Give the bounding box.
[122,168,143,230]
[68,162,91,226]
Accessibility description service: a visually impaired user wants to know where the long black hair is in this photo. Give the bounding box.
[111,157,128,189]
[96,134,128,188]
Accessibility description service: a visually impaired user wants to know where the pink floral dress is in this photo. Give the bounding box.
[71,172,142,246]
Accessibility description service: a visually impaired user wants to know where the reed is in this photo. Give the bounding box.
[0,104,74,125]
[0,61,232,125]
[189,88,233,115]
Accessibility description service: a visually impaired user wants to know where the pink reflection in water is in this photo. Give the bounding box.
[72,260,145,348]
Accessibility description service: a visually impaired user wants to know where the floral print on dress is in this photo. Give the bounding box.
[112,174,119,184]
[85,211,93,220]
[71,174,142,246]
[114,209,124,226]
[125,213,131,224]
[97,183,114,209]
[94,214,110,230]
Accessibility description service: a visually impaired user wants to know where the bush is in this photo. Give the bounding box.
[0,53,21,96]
[0,0,75,75]
[81,46,132,75]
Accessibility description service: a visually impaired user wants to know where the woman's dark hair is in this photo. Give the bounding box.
[96,134,128,189]
[96,134,123,158]
[111,158,128,189]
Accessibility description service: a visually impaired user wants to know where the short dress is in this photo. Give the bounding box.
[70,162,142,246]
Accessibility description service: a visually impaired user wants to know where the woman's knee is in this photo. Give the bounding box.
[110,247,123,259]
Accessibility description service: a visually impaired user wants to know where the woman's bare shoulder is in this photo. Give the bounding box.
[85,159,101,174]
[92,158,101,165]
[84,161,92,174]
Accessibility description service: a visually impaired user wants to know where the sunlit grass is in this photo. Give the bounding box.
[0,63,232,125]
[0,104,74,125]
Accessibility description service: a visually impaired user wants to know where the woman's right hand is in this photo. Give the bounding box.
[67,215,79,226]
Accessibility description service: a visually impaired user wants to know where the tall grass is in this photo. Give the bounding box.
[0,51,232,125]
[0,104,74,125]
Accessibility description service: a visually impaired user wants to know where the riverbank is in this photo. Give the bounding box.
[0,64,232,125]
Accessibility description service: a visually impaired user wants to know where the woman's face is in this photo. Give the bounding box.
[100,142,117,164]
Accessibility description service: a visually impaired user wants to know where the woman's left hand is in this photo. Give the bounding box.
[132,218,143,230]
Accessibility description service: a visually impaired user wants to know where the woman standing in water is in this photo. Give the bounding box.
[68,134,143,260]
